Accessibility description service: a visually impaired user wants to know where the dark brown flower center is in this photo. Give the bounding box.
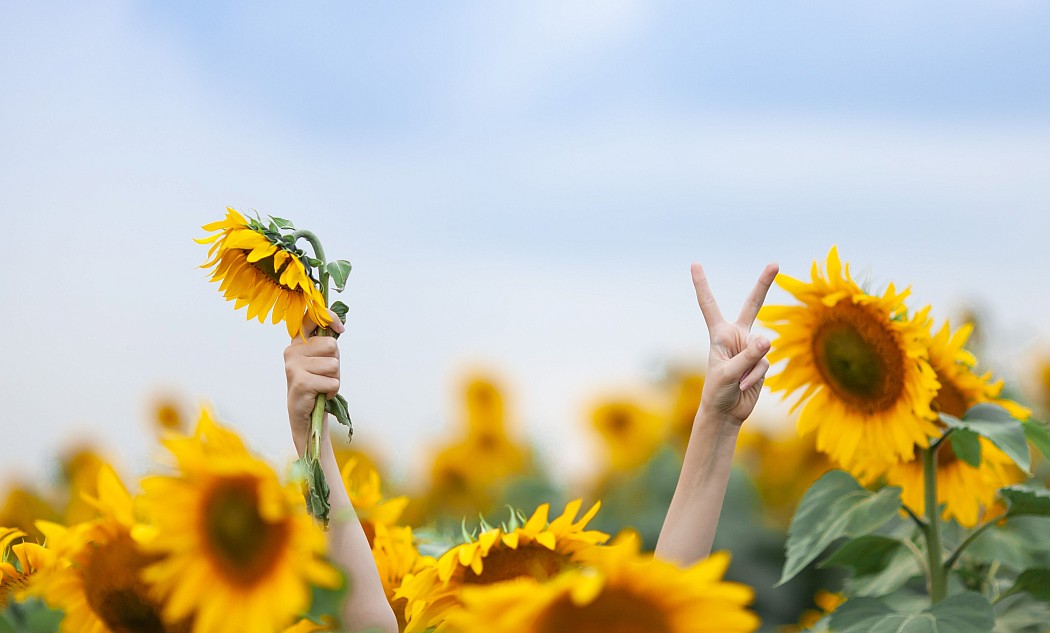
[812,303,905,413]
[201,476,291,587]
[461,543,569,585]
[535,587,675,633]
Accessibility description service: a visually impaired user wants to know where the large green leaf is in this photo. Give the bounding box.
[1001,485,1050,518]
[1008,568,1050,602]
[326,260,352,292]
[829,593,994,633]
[949,429,982,467]
[966,516,1050,572]
[823,534,922,597]
[940,404,1030,473]
[326,394,353,441]
[778,470,902,586]
[1023,419,1050,462]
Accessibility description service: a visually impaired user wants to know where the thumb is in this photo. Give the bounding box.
[721,336,771,385]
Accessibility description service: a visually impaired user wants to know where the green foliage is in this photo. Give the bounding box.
[0,600,63,633]
[331,300,349,325]
[949,429,982,467]
[1001,485,1050,518]
[303,568,348,629]
[293,456,331,526]
[1007,569,1050,603]
[326,394,353,441]
[828,593,994,633]
[326,260,352,292]
[1022,419,1050,461]
[821,535,923,597]
[940,404,1030,473]
[779,470,902,586]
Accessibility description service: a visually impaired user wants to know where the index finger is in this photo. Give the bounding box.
[736,263,779,328]
[691,262,725,329]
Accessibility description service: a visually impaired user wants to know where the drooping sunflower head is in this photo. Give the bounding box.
[759,246,942,470]
[197,207,331,338]
[591,399,665,471]
[873,319,1030,527]
[450,532,759,633]
[137,409,340,633]
[32,465,190,633]
[397,500,608,632]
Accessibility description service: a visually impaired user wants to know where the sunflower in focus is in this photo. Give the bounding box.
[1,527,53,609]
[592,399,665,471]
[197,207,331,338]
[137,409,340,633]
[872,320,1030,527]
[449,532,759,633]
[759,246,941,470]
[32,465,188,632]
[397,500,608,632]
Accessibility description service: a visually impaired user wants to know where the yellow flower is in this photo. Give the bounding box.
[785,590,845,633]
[59,445,112,525]
[449,533,759,633]
[875,320,1030,527]
[397,500,608,632]
[745,428,835,527]
[667,371,705,449]
[0,485,60,544]
[197,207,331,338]
[372,523,430,631]
[759,246,941,470]
[151,395,188,434]
[32,465,189,632]
[0,527,53,608]
[340,457,409,547]
[591,400,665,471]
[137,409,340,633]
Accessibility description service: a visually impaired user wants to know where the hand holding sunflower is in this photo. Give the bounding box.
[691,262,779,426]
[285,311,346,455]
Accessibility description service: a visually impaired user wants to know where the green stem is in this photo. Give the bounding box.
[943,513,1004,572]
[293,230,332,521]
[923,445,947,604]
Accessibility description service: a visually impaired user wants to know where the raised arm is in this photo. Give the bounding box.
[284,317,398,633]
[654,262,778,566]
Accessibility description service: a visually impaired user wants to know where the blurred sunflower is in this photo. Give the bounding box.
[197,207,331,338]
[397,500,608,632]
[874,320,1030,527]
[0,527,53,608]
[137,409,340,633]
[371,523,430,631]
[449,533,759,633]
[340,457,408,547]
[591,400,665,471]
[759,246,941,469]
[33,465,189,632]
[667,371,705,450]
[0,485,60,545]
[747,429,835,527]
[785,590,845,633]
[59,445,111,525]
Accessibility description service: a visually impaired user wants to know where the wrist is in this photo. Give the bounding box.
[696,404,743,437]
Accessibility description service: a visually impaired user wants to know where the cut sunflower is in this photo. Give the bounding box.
[31,465,188,633]
[397,500,608,632]
[874,320,1030,527]
[759,246,941,470]
[448,532,759,633]
[136,409,340,633]
[197,207,331,339]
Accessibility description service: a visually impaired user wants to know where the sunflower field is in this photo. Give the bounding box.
[3,219,1050,633]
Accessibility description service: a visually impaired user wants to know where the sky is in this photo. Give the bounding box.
[2,1,1049,488]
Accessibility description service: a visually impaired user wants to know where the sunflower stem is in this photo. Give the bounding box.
[923,445,947,604]
[292,229,333,524]
[943,513,1004,572]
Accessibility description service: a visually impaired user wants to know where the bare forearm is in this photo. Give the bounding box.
[654,407,740,566]
[294,422,398,633]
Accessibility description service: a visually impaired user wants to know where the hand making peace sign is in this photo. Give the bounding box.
[692,262,779,425]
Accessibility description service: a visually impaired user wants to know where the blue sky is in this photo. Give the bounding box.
[2,1,1048,485]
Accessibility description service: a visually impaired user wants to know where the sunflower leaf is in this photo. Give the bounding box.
[269,216,294,230]
[294,456,331,527]
[327,260,352,292]
[778,470,902,586]
[939,403,1030,474]
[828,592,993,633]
[1023,419,1050,461]
[1007,568,1050,602]
[1001,484,1050,518]
[325,394,353,441]
[949,428,982,467]
[331,301,349,326]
